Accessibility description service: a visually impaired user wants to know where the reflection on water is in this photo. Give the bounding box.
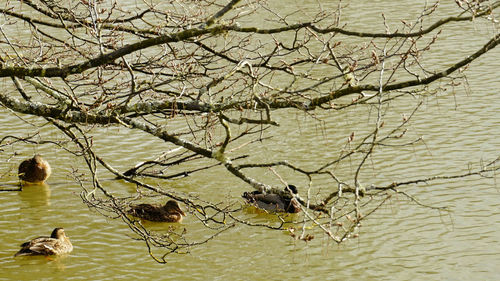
[13,249,71,268]
[18,183,51,207]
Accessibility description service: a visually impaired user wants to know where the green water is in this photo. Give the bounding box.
[1,1,499,280]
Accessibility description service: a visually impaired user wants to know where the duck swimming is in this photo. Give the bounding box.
[127,200,186,222]
[18,154,52,184]
[14,228,73,257]
[242,185,301,213]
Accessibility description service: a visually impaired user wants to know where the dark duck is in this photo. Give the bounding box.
[242,185,301,213]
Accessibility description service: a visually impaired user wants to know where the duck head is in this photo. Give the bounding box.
[285,185,298,194]
[33,154,44,166]
[50,228,67,239]
[163,200,186,216]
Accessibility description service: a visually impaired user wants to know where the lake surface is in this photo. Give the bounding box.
[0,1,499,280]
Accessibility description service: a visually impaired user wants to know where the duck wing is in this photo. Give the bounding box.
[129,203,160,214]
[252,193,284,205]
[128,203,165,221]
[243,191,283,204]
[19,235,49,248]
[15,237,58,256]
[29,241,58,255]
[243,192,286,212]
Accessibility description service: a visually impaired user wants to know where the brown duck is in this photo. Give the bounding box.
[14,228,73,257]
[242,185,301,213]
[18,154,52,184]
[128,200,186,222]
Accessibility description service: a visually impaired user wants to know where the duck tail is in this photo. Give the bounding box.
[242,191,257,203]
[14,250,29,257]
[242,192,251,200]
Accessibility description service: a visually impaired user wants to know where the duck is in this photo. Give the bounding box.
[18,154,52,184]
[14,228,73,257]
[242,185,302,213]
[127,200,186,222]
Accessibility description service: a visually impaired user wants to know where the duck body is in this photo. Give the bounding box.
[15,228,73,257]
[18,154,52,184]
[242,185,301,213]
[128,200,186,222]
